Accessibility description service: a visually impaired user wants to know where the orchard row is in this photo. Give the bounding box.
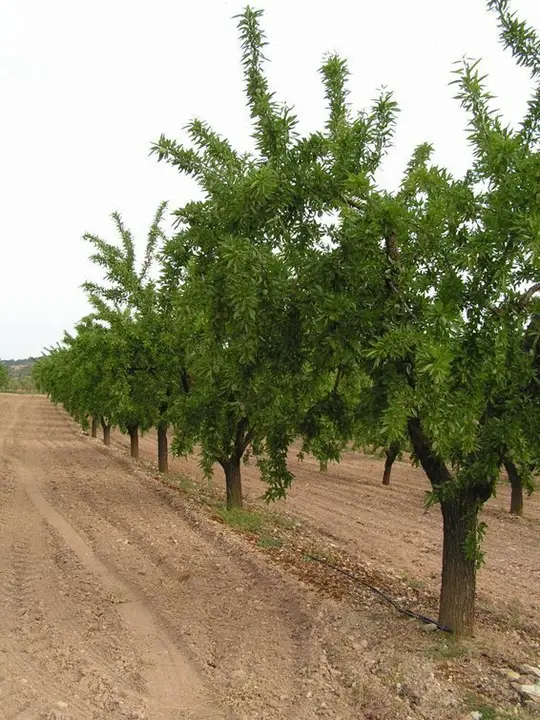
[33,1,540,637]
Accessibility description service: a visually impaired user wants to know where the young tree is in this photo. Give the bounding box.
[81,204,182,466]
[152,9,330,509]
[303,0,540,633]
[44,321,133,445]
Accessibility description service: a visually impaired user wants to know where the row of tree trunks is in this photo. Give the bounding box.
[90,410,522,637]
[87,414,245,510]
[92,414,252,515]
[92,418,167,468]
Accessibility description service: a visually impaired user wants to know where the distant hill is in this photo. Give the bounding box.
[0,357,39,392]
[1,357,38,374]
[1,356,39,366]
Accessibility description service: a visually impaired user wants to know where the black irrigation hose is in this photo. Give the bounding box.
[303,552,453,634]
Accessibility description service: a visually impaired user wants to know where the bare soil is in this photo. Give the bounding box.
[1,394,540,719]
[121,428,540,637]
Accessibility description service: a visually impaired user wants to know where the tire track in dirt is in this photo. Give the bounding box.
[36,429,319,719]
[3,395,383,720]
[16,459,218,719]
[7,396,540,719]
[0,395,222,720]
[0,448,104,719]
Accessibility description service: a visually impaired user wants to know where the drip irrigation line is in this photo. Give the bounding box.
[303,552,453,634]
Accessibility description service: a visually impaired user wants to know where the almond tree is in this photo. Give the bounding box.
[151,9,337,508]
[81,204,183,467]
[152,5,407,510]
[35,206,180,460]
[299,0,540,634]
[166,2,540,633]
[33,320,131,445]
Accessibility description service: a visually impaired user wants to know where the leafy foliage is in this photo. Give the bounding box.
[37,0,540,635]
[34,206,176,441]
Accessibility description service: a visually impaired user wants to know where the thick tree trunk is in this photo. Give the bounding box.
[382,442,400,485]
[408,417,479,636]
[223,456,243,510]
[439,493,478,636]
[128,424,139,459]
[504,459,523,516]
[91,418,98,438]
[157,422,168,473]
[101,418,111,446]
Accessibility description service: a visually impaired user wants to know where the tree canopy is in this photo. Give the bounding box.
[35,0,540,636]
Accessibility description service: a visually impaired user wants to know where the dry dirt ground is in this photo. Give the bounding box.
[1,394,540,720]
[135,433,540,634]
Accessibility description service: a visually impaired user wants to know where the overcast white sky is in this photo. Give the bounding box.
[1,0,539,359]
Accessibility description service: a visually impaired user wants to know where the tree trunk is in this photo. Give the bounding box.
[408,417,479,636]
[504,459,523,516]
[157,422,168,473]
[223,456,243,510]
[101,418,111,446]
[128,424,139,459]
[382,442,400,485]
[91,418,98,438]
[438,492,478,636]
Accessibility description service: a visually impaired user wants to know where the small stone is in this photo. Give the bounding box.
[57,701,69,709]
[520,664,540,678]
[306,691,313,699]
[470,712,482,720]
[506,670,521,681]
[511,683,540,702]
[421,623,438,632]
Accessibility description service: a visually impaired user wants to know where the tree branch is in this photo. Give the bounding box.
[234,417,250,459]
[332,365,343,395]
[180,368,191,394]
[518,282,540,309]
[490,282,540,316]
